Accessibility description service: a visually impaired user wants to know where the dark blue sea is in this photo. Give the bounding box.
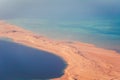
[0,40,66,80]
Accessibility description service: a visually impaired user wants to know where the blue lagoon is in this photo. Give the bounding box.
[0,40,66,80]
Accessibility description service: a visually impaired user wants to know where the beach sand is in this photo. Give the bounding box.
[0,21,120,80]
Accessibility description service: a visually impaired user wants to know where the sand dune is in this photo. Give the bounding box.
[0,21,120,80]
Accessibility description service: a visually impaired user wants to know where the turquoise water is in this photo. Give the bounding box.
[6,19,120,52]
[0,40,66,80]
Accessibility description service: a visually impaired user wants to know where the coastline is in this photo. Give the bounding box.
[0,21,120,80]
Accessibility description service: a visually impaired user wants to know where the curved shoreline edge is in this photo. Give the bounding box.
[0,21,120,80]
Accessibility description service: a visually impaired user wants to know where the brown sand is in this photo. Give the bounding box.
[0,21,120,80]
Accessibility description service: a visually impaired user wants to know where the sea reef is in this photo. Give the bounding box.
[0,21,120,80]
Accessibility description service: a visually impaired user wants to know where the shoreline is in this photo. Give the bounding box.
[5,20,120,53]
[0,21,120,80]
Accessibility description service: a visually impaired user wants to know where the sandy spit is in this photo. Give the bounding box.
[0,21,120,80]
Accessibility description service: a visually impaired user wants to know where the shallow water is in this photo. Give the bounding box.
[6,19,120,52]
[0,40,66,80]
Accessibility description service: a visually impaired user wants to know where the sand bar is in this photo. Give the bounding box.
[0,21,120,80]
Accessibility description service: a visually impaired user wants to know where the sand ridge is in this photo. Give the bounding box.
[0,21,120,80]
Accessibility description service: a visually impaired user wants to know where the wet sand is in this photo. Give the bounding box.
[0,21,120,80]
